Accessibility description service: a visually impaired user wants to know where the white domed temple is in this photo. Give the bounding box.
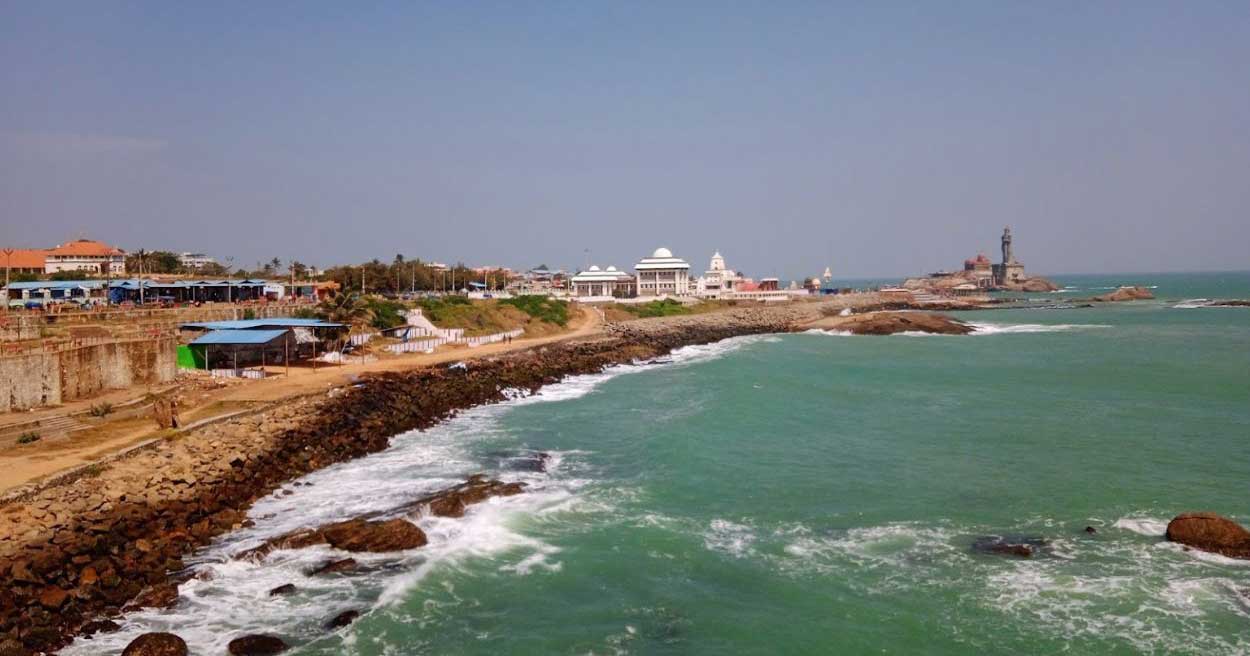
[634,247,691,297]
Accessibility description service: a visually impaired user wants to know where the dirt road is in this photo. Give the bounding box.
[0,306,603,493]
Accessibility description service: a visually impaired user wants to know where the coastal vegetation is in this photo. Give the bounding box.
[498,295,570,326]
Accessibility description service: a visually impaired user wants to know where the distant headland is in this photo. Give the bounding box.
[902,227,1059,294]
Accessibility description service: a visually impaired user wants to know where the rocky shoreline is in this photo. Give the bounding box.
[0,302,844,654]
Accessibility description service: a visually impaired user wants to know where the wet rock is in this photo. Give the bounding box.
[1091,286,1154,302]
[128,582,179,610]
[79,619,122,636]
[972,536,1046,558]
[37,586,69,609]
[800,311,974,336]
[246,518,426,558]
[1166,512,1250,560]
[268,583,297,596]
[121,632,188,656]
[308,558,357,576]
[326,609,360,628]
[1084,526,1097,534]
[399,477,527,519]
[227,634,288,655]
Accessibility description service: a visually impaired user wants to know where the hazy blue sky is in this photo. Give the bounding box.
[2,1,1247,278]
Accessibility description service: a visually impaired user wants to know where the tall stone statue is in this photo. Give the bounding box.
[1001,226,1015,265]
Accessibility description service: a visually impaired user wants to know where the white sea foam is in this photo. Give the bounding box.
[703,519,757,558]
[802,328,852,336]
[1113,516,1169,536]
[969,322,1111,335]
[1174,298,1214,309]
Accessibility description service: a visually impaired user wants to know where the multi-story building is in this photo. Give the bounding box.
[179,252,218,269]
[2,249,48,275]
[43,239,125,275]
[634,247,690,297]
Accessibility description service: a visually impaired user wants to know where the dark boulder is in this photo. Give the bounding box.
[268,583,296,596]
[1166,512,1250,559]
[227,634,288,655]
[243,518,426,559]
[121,632,188,656]
[326,609,360,629]
[1084,526,1097,534]
[398,477,527,519]
[127,583,179,610]
[80,619,122,636]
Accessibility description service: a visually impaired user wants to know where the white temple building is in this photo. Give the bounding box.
[569,265,635,299]
[634,247,691,297]
[695,251,740,298]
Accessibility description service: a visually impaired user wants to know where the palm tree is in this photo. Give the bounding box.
[318,291,374,328]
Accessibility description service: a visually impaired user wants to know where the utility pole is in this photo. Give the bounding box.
[2,248,12,313]
[137,249,146,305]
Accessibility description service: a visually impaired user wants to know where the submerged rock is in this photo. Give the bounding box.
[121,632,187,656]
[326,609,361,628]
[227,634,288,655]
[268,583,296,596]
[1084,526,1098,534]
[307,558,358,576]
[1166,512,1250,560]
[972,535,1046,558]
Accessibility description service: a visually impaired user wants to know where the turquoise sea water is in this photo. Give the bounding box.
[73,272,1250,655]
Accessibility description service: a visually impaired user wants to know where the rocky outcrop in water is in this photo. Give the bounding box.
[122,632,187,656]
[243,518,427,559]
[326,610,360,629]
[396,475,526,519]
[1091,286,1154,302]
[227,634,288,655]
[800,311,974,336]
[1166,512,1250,560]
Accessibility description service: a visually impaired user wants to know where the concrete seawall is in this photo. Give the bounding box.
[0,338,177,413]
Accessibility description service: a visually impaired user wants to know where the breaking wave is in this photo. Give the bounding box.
[969,322,1111,335]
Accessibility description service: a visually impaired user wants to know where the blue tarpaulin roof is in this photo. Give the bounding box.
[181,318,345,330]
[190,329,289,346]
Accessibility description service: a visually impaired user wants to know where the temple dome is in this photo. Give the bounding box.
[652,247,673,258]
[606,266,617,271]
[588,265,601,272]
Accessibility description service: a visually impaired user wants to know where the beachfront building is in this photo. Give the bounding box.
[179,252,218,270]
[963,253,995,289]
[2,249,47,275]
[43,239,126,275]
[570,266,635,299]
[634,247,690,297]
[695,251,740,299]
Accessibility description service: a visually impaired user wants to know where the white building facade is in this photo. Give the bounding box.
[695,251,740,298]
[634,248,690,297]
[179,252,218,269]
[43,240,126,275]
[570,265,635,298]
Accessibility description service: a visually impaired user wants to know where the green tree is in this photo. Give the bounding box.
[317,291,375,329]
